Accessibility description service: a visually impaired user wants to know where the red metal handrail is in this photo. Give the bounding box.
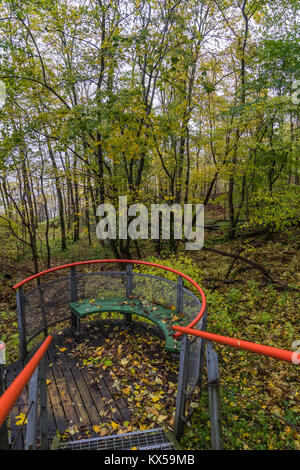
[172,326,300,364]
[0,336,53,428]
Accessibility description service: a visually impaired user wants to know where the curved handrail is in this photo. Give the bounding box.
[173,326,300,364]
[12,259,207,335]
[0,336,53,428]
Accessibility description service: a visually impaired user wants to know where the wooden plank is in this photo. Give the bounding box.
[86,323,131,422]
[42,385,57,442]
[56,333,111,425]
[68,322,131,422]
[72,367,107,422]
[54,331,109,427]
[66,326,125,423]
[6,319,135,446]
[67,366,102,425]
[47,343,79,428]
[61,366,92,426]
[44,349,68,434]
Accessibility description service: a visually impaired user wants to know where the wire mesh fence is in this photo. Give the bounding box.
[22,277,71,343]
[17,265,203,359]
[76,271,128,299]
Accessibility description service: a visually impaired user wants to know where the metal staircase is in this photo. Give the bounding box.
[57,428,179,451]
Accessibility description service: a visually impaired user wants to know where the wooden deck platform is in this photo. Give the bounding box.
[5,319,178,450]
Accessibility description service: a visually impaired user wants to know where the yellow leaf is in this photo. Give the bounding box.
[68,426,78,436]
[111,421,119,431]
[139,424,148,431]
[15,413,27,426]
[122,387,131,396]
[93,425,102,433]
[157,415,168,423]
[151,395,160,403]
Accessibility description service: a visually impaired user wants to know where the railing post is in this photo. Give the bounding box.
[0,344,9,450]
[40,355,48,450]
[70,266,78,302]
[25,367,39,450]
[25,353,48,451]
[38,283,48,338]
[176,276,184,314]
[206,342,223,450]
[125,263,133,324]
[70,266,80,334]
[16,287,27,360]
[174,334,190,440]
[198,309,208,393]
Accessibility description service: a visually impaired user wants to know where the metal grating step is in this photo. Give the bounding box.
[59,428,176,451]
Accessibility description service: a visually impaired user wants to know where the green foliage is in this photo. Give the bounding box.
[244,186,300,232]
[0,311,19,363]
[135,253,203,286]
[206,289,235,335]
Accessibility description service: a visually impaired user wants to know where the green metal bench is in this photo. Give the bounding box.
[70,297,184,353]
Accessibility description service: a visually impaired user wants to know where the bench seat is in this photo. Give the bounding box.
[70,297,184,353]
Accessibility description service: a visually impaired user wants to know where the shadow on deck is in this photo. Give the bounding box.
[6,319,179,450]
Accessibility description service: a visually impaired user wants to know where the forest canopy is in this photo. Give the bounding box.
[0,1,299,452]
[0,0,299,269]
